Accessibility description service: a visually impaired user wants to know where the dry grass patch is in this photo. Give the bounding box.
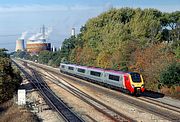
[0,100,39,122]
[160,86,180,100]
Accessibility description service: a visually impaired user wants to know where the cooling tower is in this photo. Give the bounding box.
[15,39,25,51]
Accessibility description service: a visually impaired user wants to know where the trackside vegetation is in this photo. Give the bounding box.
[14,8,180,97]
[0,48,22,103]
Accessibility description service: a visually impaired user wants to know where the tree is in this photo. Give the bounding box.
[60,36,77,62]
[160,62,180,87]
[59,8,179,92]
[0,50,22,103]
[129,43,176,90]
[38,50,53,64]
[0,48,9,58]
[14,50,28,59]
[175,46,180,59]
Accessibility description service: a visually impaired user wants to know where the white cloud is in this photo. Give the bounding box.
[0,4,102,13]
[1,3,179,13]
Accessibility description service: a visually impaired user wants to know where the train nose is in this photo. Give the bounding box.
[135,87,141,95]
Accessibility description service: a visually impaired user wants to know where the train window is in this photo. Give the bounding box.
[77,68,85,73]
[109,74,119,81]
[130,73,141,83]
[68,66,74,70]
[90,71,101,77]
[61,65,65,68]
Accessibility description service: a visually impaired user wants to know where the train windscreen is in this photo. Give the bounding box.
[130,73,141,83]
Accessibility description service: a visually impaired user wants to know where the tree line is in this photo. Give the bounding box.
[61,8,180,90]
[14,8,180,95]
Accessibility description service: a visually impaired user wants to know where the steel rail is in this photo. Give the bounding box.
[13,60,84,122]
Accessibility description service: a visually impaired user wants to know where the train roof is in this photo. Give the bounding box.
[104,69,140,75]
[60,63,140,74]
[104,69,127,75]
[76,65,88,69]
[87,67,105,72]
[67,64,77,67]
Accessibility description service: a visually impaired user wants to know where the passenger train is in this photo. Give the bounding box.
[60,63,145,95]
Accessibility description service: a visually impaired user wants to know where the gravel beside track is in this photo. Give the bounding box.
[46,70,180,121]
[13,60,84,122]
[41,70,134,122]
[16,59,180,122]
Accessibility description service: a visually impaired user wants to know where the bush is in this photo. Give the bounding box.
[160,62,180,87]
[175,46,180,59]
[129,43,175,91]
[0,49,22,103]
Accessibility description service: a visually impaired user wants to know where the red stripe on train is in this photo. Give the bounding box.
[124,75,134,93]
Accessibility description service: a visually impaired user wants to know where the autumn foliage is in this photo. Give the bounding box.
[65,8,180,93]
[129,43,177,90]
[14,8,180,97]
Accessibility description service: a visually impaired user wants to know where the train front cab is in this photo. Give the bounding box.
[60,63,66,73]
[124,72,145,95]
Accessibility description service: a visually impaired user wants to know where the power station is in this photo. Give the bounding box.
[15,25,52,54]
[15,26,75,54]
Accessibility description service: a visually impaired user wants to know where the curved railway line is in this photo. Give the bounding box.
[40,70,134,122]
[42,68,180,121]
[13,61,84,122]
[14,59,180,122]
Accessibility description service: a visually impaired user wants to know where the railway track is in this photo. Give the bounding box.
[43,69,180,122]
[39,70,134,122]
[138,96,180,114]
[15,59,180,121]
[13,61,84,122]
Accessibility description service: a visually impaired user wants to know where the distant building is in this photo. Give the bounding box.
[26,25,52,54]
[52,46,57,52]
[71,28,75,36]
[26,41,51,54]
[15,39,25,51]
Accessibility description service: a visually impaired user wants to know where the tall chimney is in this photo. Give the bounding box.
[71,28,75,36]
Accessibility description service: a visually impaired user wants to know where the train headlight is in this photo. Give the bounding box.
[141,84,145,88]
[131,84,135,88]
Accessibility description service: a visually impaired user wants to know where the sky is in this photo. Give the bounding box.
[0,0,179,52]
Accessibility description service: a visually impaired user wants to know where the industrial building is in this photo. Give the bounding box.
[26,41,51,54]
[26,25,52,54]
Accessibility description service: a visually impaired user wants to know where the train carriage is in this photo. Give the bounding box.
[60,63,145,95]
[104,70,125,89]
[67,64,76,75]
[75,65,88,78]
[86,67,104,83]
[60,63,67,73]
